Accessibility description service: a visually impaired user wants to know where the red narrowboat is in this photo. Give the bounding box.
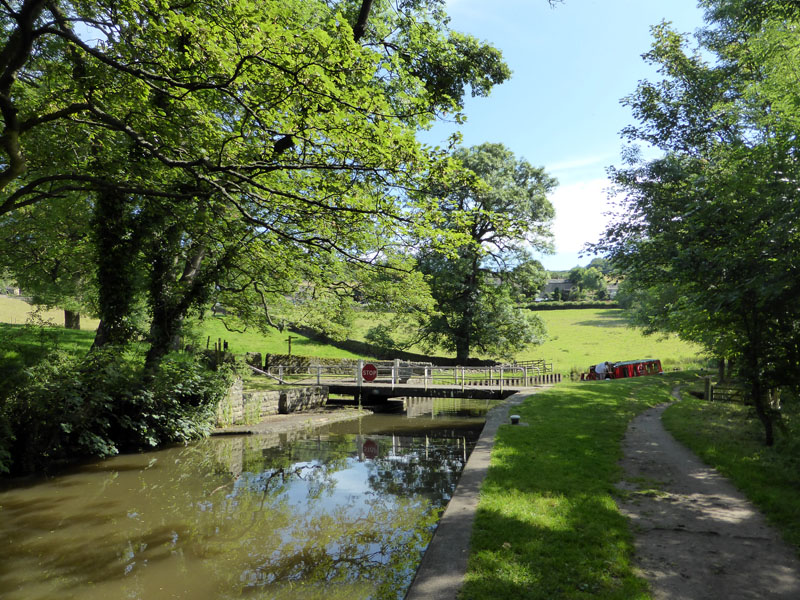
[583,359,663,380]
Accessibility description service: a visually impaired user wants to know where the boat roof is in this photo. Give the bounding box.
[613,359,660,366]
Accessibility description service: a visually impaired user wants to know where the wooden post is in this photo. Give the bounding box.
[317,366,321,386]
[393,358,399,390]
[524,366,528,385]
[704,376,712,401]
[424,367,429,391]
[500,367,504,392]
[286,335,296,357]
[461,367,465,392]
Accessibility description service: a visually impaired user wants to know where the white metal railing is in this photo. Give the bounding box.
[260,359,557,391]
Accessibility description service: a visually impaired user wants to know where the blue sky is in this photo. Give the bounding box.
[421,0,707,270]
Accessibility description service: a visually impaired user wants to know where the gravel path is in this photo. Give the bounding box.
[616,391,800,599]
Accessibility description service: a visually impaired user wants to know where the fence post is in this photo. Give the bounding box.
[500,367,504,392]
[461,367,465,392]
[425,366,429,391]
[317,366,321,386]
[357,359,363,387]
[393,358,399,390]
[279,365,283,383]
[704,376,712,401]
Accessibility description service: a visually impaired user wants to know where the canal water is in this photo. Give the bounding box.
[0,398,496,600]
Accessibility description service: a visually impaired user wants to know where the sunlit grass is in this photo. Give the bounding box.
[462,373,694,599]
[520,309,704,375]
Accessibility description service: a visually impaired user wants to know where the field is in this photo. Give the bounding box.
[0,296,704,372]
[524,309,704,374]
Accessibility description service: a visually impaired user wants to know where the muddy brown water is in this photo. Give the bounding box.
[0,398,495,600]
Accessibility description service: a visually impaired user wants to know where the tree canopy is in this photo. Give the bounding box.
[0,0,513,370]
[411,142,556,362]
[594,0,800,445]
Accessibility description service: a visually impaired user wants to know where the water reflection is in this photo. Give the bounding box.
[0,398,494,600]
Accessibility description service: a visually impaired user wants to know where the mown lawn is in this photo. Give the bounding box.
[522,309,704,375]
[461,373,689,600]
[1,296,704,372]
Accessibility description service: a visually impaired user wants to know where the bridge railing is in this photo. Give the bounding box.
[259,360,560,389]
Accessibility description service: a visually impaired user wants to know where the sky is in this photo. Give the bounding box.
[421,0,708,271]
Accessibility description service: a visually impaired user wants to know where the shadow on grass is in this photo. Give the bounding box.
[459,378,684,599]
[574,309,632,329]
[0,323,95,384]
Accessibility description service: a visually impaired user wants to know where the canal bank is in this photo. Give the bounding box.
[212,405,371,436]
[405,389,538,600]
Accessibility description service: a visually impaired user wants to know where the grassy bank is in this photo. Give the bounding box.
[461,374,687,599]
[462,374,800,599]
[521,309,703,375]
[662,396,800,553]
[1,296,703,372]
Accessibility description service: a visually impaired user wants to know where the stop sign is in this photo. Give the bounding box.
[363,439,378,459]
[361,363,377,382]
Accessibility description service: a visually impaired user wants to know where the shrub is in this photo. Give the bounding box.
[2,349,232,475]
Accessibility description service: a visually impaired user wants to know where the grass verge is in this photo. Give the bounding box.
[461,373,693,600]
[662,395,800,554]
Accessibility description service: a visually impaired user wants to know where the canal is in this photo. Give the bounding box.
[0,398,498,600]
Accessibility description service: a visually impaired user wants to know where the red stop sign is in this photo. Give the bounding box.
[363,439,378,459]
[362,363,377,381]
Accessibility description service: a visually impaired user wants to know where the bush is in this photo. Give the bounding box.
[529,300,620,311]
[2,349,232,475]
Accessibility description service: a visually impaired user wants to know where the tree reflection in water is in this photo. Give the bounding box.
[0,408,483,600]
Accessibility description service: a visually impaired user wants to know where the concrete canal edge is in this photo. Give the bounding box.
[405,389,540,600]
[210,406,371,436]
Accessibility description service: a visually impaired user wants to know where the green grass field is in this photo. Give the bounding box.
[526,309,704,374]
[0,296,704,372]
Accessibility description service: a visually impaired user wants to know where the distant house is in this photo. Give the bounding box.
[536,278,618,301]
[538,279,575,300]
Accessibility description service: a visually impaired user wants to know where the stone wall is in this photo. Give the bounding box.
[216,378,328,427]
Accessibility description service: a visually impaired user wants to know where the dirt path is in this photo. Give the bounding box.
[616,390,800,599]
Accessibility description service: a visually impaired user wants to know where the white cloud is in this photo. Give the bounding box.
[547,154,613,174]
[548,177,616,254]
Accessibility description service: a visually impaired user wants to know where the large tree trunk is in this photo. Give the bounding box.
[143,238,207,375]
[92,189,136,349]
[64,309,80,330]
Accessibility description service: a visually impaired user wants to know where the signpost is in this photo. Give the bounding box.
[361,362,377,382]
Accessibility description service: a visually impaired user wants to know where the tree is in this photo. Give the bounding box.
[412,143,556,362]
[0,0,513,372]
[567,266,606,299]
[593,3,800,445]
[0,194,96,328]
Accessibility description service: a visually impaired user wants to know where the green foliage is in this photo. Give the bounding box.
[594,2,800,444]
[530,301,620,311]
[414,143,556,361]
[1,349,231,475]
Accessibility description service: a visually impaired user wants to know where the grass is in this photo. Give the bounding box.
[662,395,800,553]
[522,309,704,375]
[1,296,704,375]
[461,373,691,599]
[0,295,99,330]
[187,315,364,359]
